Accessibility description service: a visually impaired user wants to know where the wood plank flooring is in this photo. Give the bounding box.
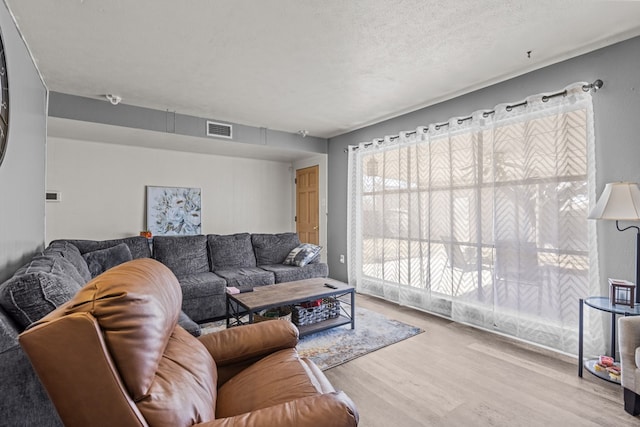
[324,294,638,427]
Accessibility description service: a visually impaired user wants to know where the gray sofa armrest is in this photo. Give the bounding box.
[1,310,61,426]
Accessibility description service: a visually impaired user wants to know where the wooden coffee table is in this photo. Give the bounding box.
[225,277,355,337]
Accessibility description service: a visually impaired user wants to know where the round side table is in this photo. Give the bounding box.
[578,296,640,383]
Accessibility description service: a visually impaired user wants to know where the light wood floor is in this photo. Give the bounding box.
[324,294,638,427]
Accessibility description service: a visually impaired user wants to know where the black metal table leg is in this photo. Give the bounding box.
[610,311,616,358]
[351,289,355,329]
[578,298,583,377]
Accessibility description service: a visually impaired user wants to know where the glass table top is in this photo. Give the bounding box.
[584,296,640,315]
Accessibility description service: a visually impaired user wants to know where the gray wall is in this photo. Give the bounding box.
[49,92,328,154]
[328,36,640,290]
[0,3,47,282]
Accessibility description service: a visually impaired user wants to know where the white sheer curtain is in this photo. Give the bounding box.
[347,82,603,355]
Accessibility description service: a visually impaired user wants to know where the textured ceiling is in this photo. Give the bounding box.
[6,0,640,138]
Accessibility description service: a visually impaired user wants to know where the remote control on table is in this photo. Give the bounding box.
[324,283,338,289]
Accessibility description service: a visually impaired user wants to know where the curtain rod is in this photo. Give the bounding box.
[344,79,603,153]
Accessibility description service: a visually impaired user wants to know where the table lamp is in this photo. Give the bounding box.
[588,182,640,303]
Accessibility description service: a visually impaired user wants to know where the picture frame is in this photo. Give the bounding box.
[146,186,201,236]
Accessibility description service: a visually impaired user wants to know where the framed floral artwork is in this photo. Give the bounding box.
[146,186,202,236]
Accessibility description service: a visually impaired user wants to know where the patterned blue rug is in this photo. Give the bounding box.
[200,306,423,370]
[296,306,423,370]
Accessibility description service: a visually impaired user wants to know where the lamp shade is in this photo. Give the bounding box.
[588,182,640,220]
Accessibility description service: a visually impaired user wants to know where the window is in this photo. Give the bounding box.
[347,83,602,354]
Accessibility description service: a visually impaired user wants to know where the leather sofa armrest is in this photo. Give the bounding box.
[196,391,359,427]
[619,316,640,391]
[198,320,298,372]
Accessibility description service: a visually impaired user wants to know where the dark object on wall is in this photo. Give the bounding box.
[0,27,9,168]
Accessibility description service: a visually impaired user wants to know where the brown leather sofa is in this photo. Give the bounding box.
[19,258,359,427]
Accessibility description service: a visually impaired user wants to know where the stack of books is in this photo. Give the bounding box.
[594,355,621,381]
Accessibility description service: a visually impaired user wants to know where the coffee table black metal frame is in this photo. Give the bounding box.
[226,278,355,337]
[578,296,640,384]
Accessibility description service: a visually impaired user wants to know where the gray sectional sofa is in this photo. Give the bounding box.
[0,232,328,427]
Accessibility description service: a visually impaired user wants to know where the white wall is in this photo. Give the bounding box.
[0,4,48,282]
[46,137,294,242]
[292,154,328,261]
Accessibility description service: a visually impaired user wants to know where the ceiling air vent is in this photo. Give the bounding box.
[206,120,233,139]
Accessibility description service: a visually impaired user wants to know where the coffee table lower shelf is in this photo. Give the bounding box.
[297,314,352,337]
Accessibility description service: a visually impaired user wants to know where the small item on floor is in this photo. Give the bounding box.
[226,287,240,294]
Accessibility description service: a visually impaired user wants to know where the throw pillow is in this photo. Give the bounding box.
[83,243,133,278]
[0,256,82,329]
[251,233,301,265]
[283,243,322,267]
[44,241,92,283]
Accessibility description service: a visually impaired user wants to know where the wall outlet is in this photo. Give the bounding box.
[339,254,345,264]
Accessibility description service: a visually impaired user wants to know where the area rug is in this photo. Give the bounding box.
[200,307,423,370]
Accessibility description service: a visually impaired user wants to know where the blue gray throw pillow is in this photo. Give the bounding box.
[82,243,133,278]
[283,243,322,267]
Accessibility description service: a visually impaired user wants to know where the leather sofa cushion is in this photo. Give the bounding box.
[216,348,326,418]
[208,233,257,269]
[0,254,83,329]
[153,235,209,277]
[44,241,92,283]
[251,232,300,265]
[259,263,329,283]
[214,267,274,291]
[61,258,182,400]
[136,326,216,425]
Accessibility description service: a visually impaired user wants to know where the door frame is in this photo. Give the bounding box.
[292,155,327,262]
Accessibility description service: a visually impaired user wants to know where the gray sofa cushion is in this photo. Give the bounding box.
[177,272,226,300]
[82,243,133,278]
[0,255,83,329]
[153,235,209,277]
[44,241,92,283]
[208,233,257,269]
[214,267,274,291]
[56,236,152,259]
[251,232,301,265]
[259,263,329,283]
[178,272,228,322]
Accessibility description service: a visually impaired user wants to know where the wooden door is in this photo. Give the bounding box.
[296,165,319,244]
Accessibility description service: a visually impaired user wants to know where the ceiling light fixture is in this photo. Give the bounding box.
[105,94,122,105]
